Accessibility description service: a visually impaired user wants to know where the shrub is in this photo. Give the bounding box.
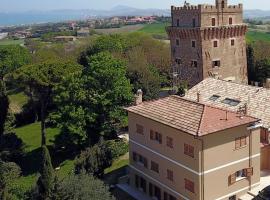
[75,139,112,178]
[106,139,128,160]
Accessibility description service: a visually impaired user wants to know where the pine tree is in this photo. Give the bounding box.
[36,145,55,200]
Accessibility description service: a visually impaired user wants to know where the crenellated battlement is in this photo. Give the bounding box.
[166,25,247,40]
[171,3,242,13]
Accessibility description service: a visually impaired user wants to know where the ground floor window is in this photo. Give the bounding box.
[229,195,236,200]
[134,174,146,193]
[164,192,177,200]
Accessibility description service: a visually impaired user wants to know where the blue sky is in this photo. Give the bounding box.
[0,0,269,12]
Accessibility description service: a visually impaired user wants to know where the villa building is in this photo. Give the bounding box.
[125,95,261,200]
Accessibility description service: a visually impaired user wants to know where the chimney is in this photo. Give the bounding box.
[266,78,270,88]
[197,92,201,102]
[135,89,143,105]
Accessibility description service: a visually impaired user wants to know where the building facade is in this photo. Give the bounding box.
[126,96,261,200]
[166,0,248,87]
[185,77,270,172]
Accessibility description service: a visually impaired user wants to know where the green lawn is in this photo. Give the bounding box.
[8,91,29,113]
[15,122,60,152]
[246,31,270,43]
[0,39,24,45]
[138,23,168,36]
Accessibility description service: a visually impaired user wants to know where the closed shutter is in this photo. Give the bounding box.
[143,157,148,168]
[229,173,236,185]
[240,136,247,146]
[184,144,189,155]
[158,133,162,144]
[189,145,194,158]
[244,167,253,177]
[235,138,241,149]
[150,130,154,140]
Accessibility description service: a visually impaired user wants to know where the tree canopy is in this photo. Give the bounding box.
[52,173,115,200]
[0,45,30,79]
[54,52,133,146]
[13,61,82,145]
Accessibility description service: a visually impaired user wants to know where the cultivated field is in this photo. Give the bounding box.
[0,39,24,45]
[95,24,144,34]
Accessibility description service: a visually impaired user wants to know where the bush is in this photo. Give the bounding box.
[75,139,112,178]
[106,139,128,160]
[51,173,115,200]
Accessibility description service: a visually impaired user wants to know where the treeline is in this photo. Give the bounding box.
[247,40,270,85]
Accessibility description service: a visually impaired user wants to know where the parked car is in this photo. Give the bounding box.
[253,186,270,200]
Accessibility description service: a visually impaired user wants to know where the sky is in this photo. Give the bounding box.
[0,0,269,12]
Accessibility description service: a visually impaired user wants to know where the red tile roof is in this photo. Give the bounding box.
[126,95,259,136]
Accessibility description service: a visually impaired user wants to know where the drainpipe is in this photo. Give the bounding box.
[195,136,204,200]
[248,129,252,190]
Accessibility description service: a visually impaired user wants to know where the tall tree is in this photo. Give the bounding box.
[0,81,9,143]
[12,61,81,146]
[247,44,256,83]
[54,52,133,146]
[35,145,55,200]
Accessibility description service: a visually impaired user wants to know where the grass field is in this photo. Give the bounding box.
[0,39,24,45]
[11,122,62,195]
[15,122,60,152]
[138,23,167,36]
[95,24,144,34]
[8,90,29,113]
[12,122,130,197]
[246,31,270,43]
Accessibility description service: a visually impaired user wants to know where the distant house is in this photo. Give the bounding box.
[0,32,8,40]
[77,28,90,37]
[54,36,76,42]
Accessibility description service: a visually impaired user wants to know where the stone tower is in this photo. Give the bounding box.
[166,0,248,87]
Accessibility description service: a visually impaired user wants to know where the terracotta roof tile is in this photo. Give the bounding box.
[185,78,270,130]
[126,95,258,136]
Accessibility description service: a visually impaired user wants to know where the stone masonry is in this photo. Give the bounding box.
[166,0,248,87]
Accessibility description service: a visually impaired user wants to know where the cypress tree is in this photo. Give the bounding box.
[36,145,55,200]
[0,81,9,145]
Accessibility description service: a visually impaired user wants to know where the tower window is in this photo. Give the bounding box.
[222,1,225,8]
[212,18,216,26]
[191,40,196,48]
[192,18,196,27]
[175,58,182,65]
[176,39,180,46]
[213,40,218,48]
[229,17,233,25]
[212,60,221,68]
[177,19,180,27]
[231,39,235,46]
[191,60,198,68]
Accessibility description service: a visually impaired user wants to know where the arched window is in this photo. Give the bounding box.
[222,1,225,8]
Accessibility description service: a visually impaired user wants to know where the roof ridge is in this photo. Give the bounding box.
[204,78,267,90]
[171,95,206,106]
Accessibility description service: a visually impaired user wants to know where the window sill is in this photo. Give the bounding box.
[137,162,145,167]
[234,145,247,151]
[236,177,247,182]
